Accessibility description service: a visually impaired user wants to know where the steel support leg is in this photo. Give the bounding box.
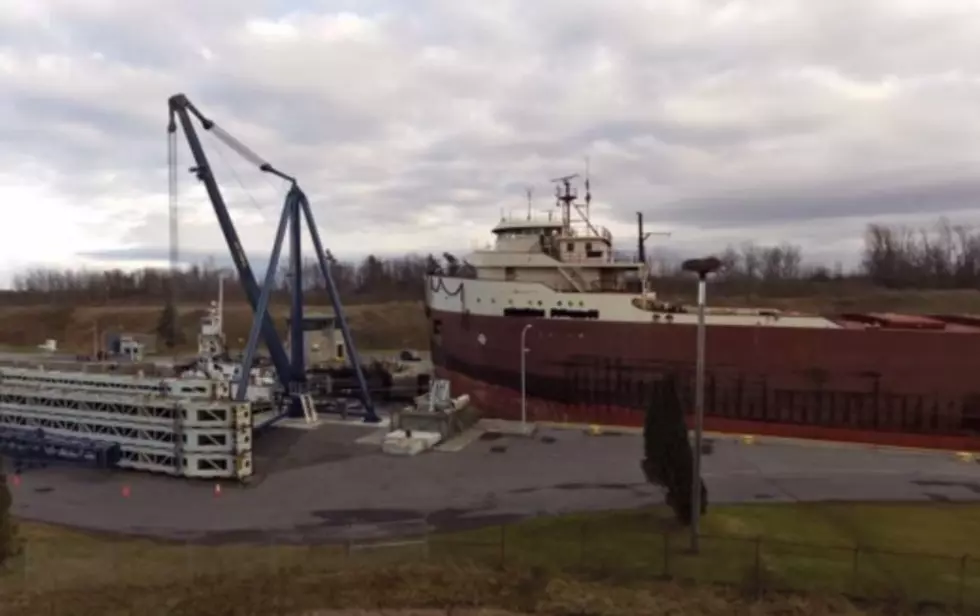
[298,193,379,423]
[236,188,295,402]
[288,190,305,416]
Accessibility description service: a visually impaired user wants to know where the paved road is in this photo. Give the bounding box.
[8,424,980,544]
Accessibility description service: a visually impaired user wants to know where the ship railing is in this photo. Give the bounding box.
[559,222,614,243]
[498,213,560,225]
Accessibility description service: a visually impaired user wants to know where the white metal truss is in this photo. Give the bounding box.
[118,446,251,479]
[0,385,249,428]
[0,372,253,479]
[0,409,249,453]
[0,411,252,479]
[0,367,232,400]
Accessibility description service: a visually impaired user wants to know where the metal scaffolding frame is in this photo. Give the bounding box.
[0,368,253,479]
[0,367,232,400]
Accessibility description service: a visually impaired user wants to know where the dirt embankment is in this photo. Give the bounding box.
[0,301,429,354]
[3,288,980,356]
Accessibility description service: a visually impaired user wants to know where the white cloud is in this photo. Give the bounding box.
[2,0,980,286]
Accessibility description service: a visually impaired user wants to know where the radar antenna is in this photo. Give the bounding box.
[584,156,592,219]
[525,186,533,220]
[551,173,579,230]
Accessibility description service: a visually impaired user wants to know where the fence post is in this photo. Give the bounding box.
[852,545,860,593]
[662,531,671,577]
[957,554,968,611]
[499,524,506,568]
[754,536,762,598]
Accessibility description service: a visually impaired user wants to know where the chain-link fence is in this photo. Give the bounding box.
[429,522,980,611]
[2,519,978,613]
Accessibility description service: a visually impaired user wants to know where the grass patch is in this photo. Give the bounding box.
[2,503,979,614]
[431,503,980,608]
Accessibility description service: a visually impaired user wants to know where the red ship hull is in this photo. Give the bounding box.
[428,308,980,452]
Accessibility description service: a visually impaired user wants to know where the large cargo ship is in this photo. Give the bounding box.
[425,175,980,451]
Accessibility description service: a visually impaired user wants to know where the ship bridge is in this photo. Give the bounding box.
[492,216,564,237]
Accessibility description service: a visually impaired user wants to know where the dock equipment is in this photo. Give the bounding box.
[0,366,232,399]
[167,94,378,424]
[0,367,252,479]
[0,427,122,470]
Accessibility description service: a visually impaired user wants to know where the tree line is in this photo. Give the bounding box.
[4,218,980,306]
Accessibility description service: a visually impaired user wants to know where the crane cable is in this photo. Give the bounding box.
[205,131,271,217]
[167,127,179,297]
[168,130,178,272]
[166,127,180,350]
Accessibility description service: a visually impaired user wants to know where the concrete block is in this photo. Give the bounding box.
[381,429,442,456]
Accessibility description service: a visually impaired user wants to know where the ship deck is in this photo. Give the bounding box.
[832,313,980,332]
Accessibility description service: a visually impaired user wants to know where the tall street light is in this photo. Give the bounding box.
[681,256,722,554]
[520,323,533,428]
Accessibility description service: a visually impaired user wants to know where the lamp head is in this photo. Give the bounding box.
[681,256,722,278]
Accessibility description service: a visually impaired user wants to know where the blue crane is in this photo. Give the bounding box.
[166,93,379,423]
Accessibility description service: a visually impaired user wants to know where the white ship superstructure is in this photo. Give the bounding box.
[425,174,840,330]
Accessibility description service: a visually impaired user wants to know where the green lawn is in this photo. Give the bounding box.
[3,503,980,615]
[430,503,980,608]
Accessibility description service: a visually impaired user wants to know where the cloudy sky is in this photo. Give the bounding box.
[3,0,980,286]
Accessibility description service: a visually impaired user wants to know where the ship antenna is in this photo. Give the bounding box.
[550,173,579,231]
[525,186,533,220]
[584,156,592,220]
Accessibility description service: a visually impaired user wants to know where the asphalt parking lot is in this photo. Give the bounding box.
[8,423,980,543]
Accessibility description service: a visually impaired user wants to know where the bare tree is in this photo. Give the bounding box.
[6,216,980,306]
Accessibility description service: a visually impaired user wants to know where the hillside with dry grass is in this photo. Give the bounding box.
[0,301,430,354]
[5,287,980,356]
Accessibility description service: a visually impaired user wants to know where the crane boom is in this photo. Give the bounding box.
[166,93,293,387]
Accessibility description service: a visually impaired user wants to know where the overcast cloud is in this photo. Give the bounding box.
[2,0,980,286]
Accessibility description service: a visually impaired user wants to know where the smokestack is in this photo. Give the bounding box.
[637,212,646,265]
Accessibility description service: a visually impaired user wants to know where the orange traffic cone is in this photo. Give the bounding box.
[213,483,222,497]
[121,485,131,498]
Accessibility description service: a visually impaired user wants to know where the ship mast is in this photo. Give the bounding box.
[584,155,592,220]
[551,173,578,231]
[551,172,600,237]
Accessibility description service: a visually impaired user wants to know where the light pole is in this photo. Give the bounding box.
[681,256,722,554]
[520,323,533,427]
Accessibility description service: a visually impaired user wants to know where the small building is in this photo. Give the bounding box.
[118,336,144,362]
[286,312,346,368]
[104,332,156,361]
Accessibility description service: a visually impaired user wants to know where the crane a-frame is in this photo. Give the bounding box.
[166,93,379,423]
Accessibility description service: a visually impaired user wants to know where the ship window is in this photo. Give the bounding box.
[505,267,516,281]
[585,242,592,251]
[566,242,574,252]
[336,343,344,359]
